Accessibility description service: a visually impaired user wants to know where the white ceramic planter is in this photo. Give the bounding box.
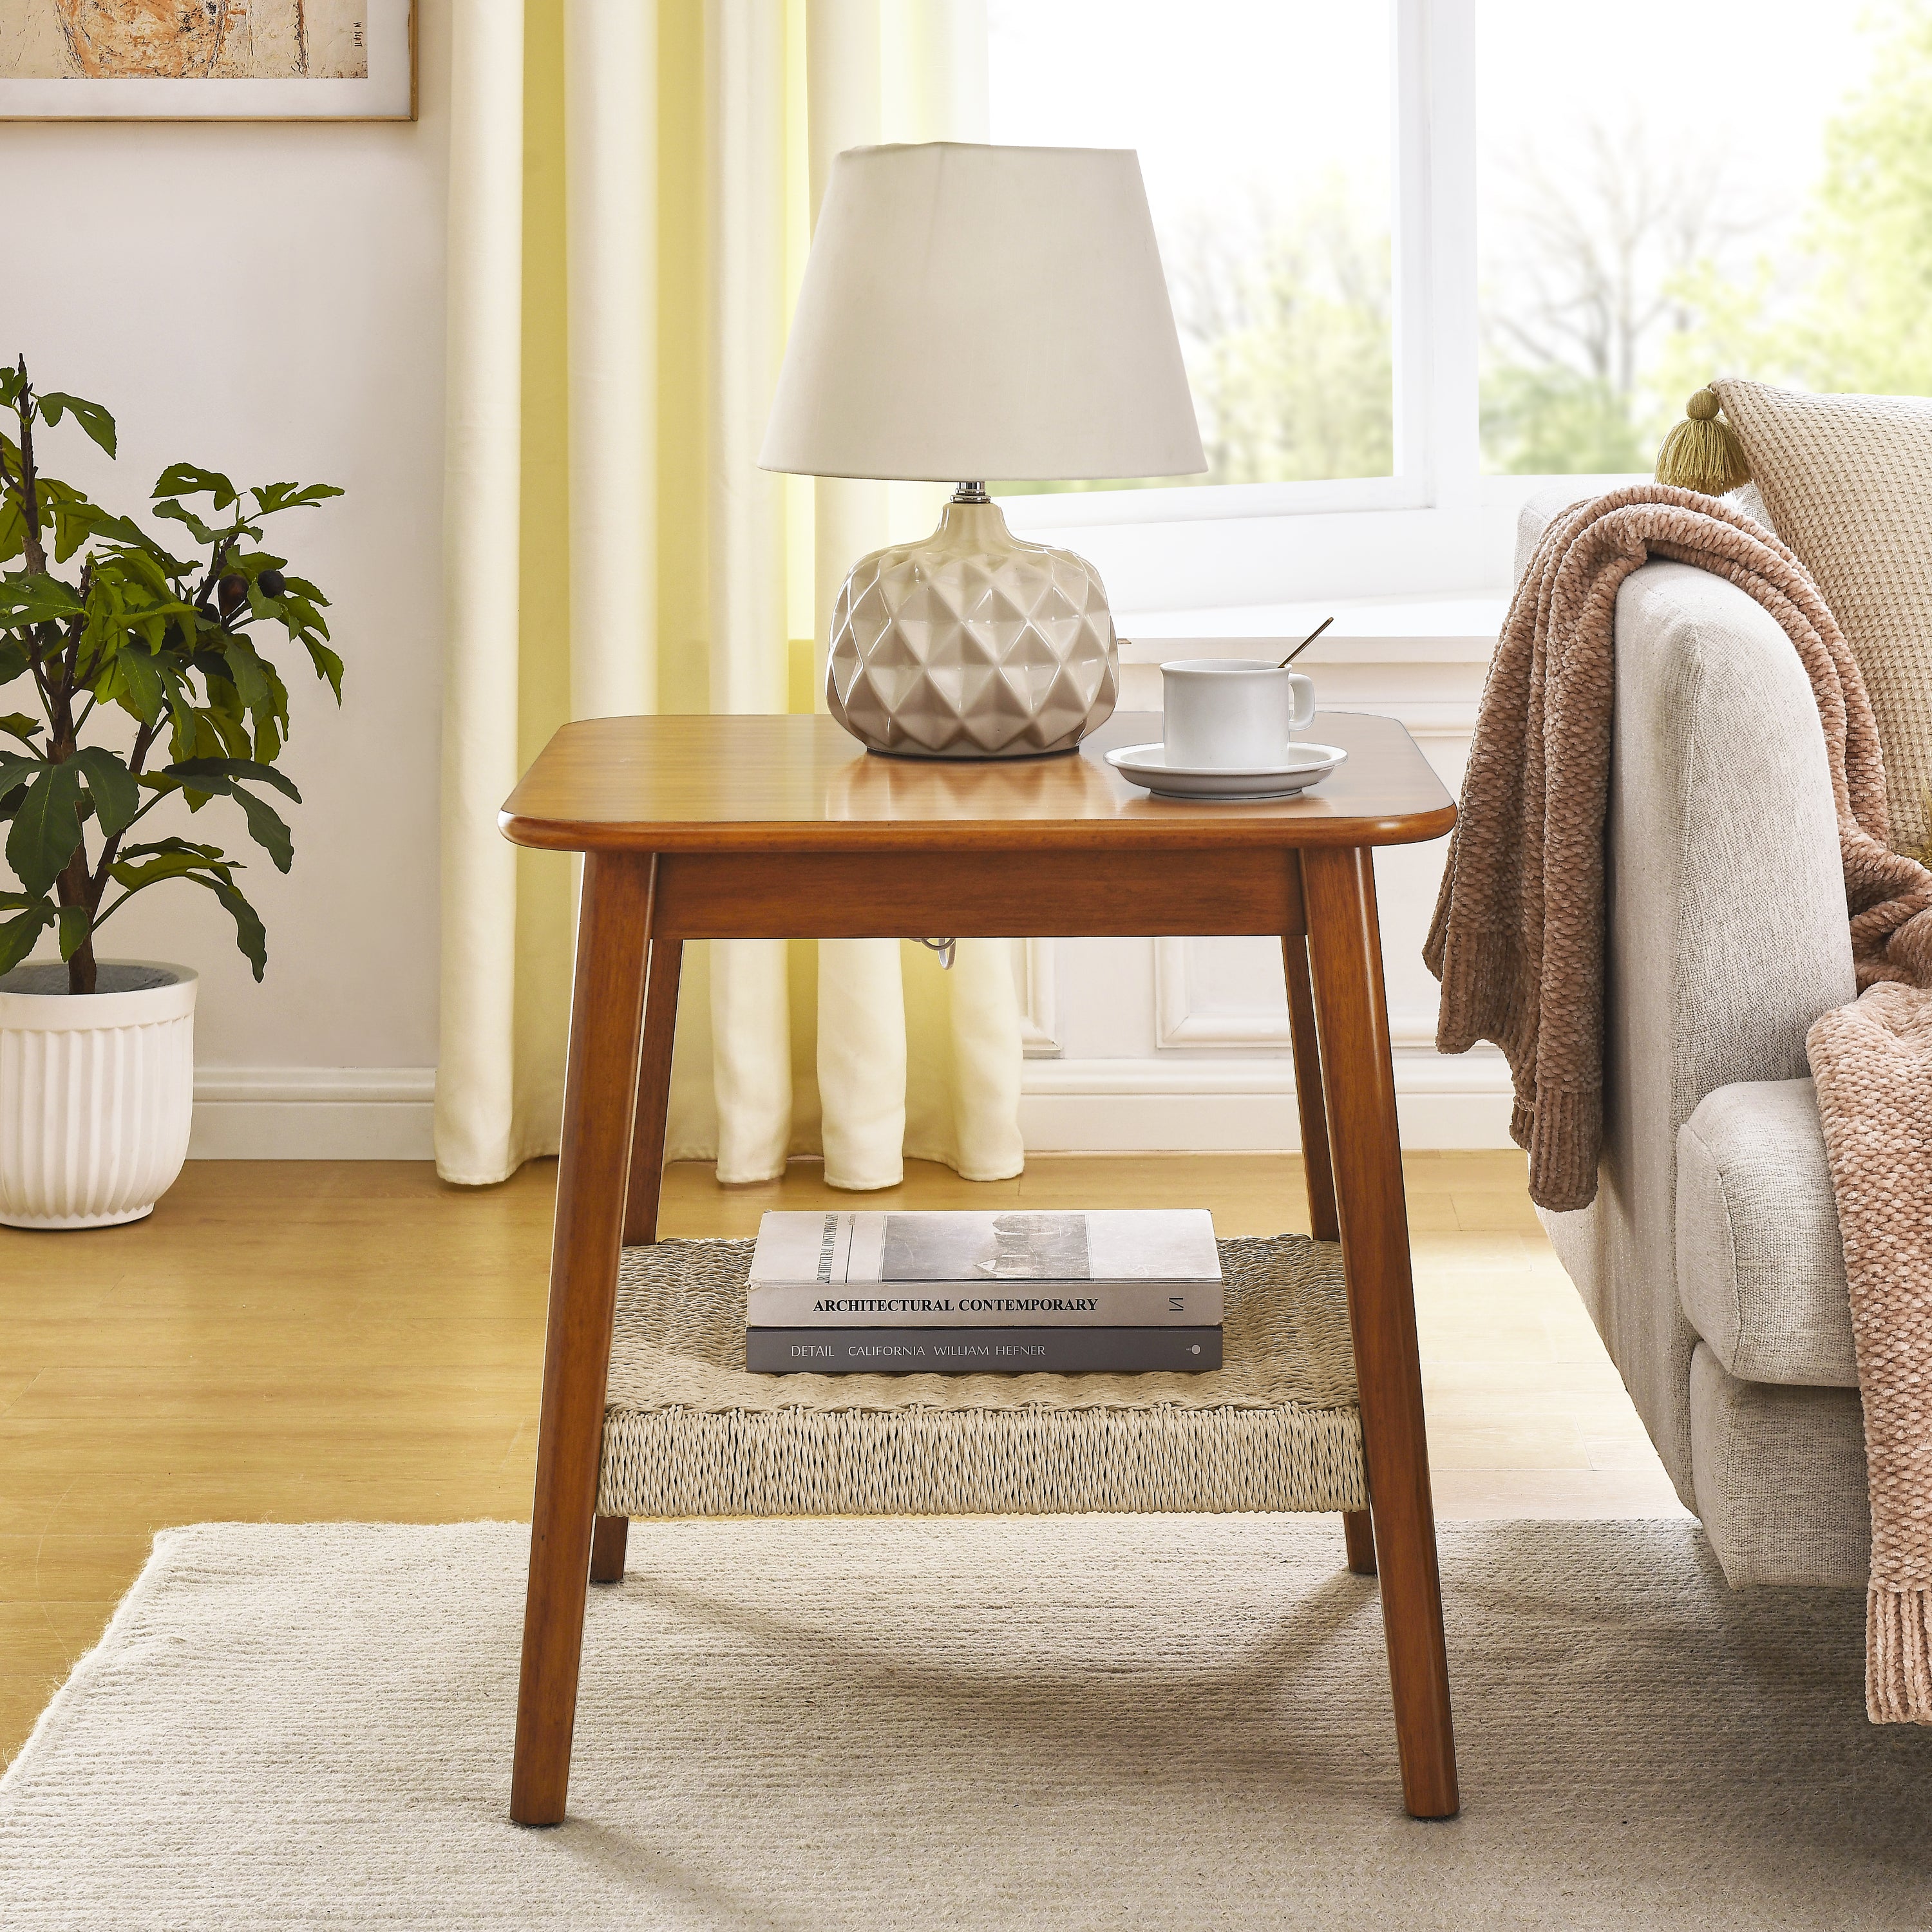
[0,960,197,1230]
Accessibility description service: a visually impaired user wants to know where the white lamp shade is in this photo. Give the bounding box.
[759,142,1206,484]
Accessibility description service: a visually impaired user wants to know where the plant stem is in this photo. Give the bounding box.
[12,371,48,578]
[189,529,240,612]
[57,840,96,995]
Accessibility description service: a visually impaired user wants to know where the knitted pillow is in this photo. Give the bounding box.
[1712,378,1932,855]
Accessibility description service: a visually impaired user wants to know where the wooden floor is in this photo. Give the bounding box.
[0,1150,1684,1768]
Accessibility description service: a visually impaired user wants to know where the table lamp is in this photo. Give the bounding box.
[759,142,1206,758]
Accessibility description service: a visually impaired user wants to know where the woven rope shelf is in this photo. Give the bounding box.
[598,1235,1365,1518]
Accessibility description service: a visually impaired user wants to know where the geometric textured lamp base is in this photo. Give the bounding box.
[826,490,1119,758]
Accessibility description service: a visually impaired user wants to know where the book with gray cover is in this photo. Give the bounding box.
[745,1209,1222,1329]
[746,1326,1222,1374]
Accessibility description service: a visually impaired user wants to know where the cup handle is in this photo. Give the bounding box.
[1292,676,1316,732]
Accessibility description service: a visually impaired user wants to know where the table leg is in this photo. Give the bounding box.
[1302,844,1458,1820]
[1281,916,1339,1243]
[589,1511,629,1586]
[1283,916,1375,1573]
[623,938,685,1247]
[1343,1508,1378,1576]
[509,853,656,1828]
[589,937,688,1585]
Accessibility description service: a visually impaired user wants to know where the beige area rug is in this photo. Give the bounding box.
[1,1519,1928,1929]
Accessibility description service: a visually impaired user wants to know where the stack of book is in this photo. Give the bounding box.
[744,1209,1223,1374]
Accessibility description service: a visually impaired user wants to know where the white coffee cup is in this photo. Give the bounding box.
[1160,660,1316,770]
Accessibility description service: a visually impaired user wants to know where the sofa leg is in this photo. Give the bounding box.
[1343,1508,1377,1575]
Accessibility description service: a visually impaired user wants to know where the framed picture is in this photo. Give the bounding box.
[0,1,415,121]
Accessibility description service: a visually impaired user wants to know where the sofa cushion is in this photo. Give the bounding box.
[1710,379,1932,855]
[1676,1079,1858,1388]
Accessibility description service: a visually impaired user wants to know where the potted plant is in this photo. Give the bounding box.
[0,359,343,1229]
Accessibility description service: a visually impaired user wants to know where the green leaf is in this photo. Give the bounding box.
[194,871,266,980]
[0,903,52,976]
[0,574,84,625]
[84,510,180,564]
[110,545,175,598]
[0,639,27,686]
[109,853,207,889]
[304,639,345,701]
[151,499,220,545]
[211,708,251,759]
[5,762,84,895]
[108,836,234,892]
[228,787,292,872]
[41,480,106,565]
[37,392,117,459]
[70,746,138,837]
[56,902,90,961]
[251,481,344,515]
[151,462,236,509]
[117,648,166,726]
[118,836,226,862]
[162,756,300,802]
[222,640,270,715]
[0,713,41,744]
[0,752,46,798]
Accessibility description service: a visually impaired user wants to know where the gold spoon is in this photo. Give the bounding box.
[1277,615,1335,668]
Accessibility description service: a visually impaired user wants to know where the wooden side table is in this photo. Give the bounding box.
[498,708,1460,1824]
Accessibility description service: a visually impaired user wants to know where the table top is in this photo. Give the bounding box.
[500,709,1455,855]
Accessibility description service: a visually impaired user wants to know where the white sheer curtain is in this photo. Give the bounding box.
[436,0,1023,1191]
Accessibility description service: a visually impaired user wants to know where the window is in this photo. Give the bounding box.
[1477,0,1886,476]
[983,1,1930,612]
[987,0,1396,493]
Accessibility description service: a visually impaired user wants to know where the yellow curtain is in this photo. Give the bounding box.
[435,0,1022,1190]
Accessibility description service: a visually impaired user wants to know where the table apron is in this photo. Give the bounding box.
[650,846,1309,939]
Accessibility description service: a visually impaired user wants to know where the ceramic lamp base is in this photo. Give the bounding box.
[825,496,1118,758]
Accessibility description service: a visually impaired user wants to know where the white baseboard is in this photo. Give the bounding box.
[189,1068,436,1160]
[184,1050,1514,1160]
[1018,1052,1515,1152]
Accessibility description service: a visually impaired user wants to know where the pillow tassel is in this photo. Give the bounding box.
[1655,386,1752,495]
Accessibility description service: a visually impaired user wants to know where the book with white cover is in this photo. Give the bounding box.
[745,1209,1223,1329]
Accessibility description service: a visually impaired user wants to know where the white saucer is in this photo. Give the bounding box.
[1104,741,1348,802]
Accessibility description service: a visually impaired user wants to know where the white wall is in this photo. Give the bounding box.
[2,3,450,1157]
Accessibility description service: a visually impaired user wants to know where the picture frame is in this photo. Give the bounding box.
[0,1,415,122]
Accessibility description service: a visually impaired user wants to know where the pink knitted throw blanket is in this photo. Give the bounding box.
[1427,483,1932,1722]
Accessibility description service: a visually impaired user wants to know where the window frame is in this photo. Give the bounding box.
[994,0,1645,608]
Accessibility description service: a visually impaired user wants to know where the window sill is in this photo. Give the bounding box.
[1112,592,1506,725]
[1117,591,1507,661]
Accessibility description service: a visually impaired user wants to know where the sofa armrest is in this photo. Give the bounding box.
[1514,489,1584,583]
[1514,486,1779,588]
[1536,550,1855,1501]
[1615,563,1855,1104]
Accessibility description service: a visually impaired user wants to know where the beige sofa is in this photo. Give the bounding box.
[1516,491,1868,1587]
